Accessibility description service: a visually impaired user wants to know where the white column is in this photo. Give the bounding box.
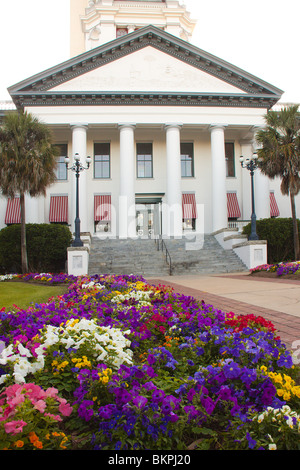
[71,125,88,234]
[255,170,270,219]
[210,125,227,232]
[253,132,270,220]
[165,124,182,238]
[240,139,253,220]
[119,124,136,238]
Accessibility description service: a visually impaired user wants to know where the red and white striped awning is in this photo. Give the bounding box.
[270,192,280,217]
[49,195,68,223]
[227,192,241,218]
[182,193,197,219]
[94,195,111,221]
[5,197,21,224]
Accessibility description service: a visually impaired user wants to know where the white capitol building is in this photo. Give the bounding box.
[0,0,298,274]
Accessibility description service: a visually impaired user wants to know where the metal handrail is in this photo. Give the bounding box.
[155,236,172,275]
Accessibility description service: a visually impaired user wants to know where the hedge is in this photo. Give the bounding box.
[242,218,300,264]
[0,224,72,273]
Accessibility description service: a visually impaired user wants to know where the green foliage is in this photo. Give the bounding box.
[243,218,300,263]
[0,223,72,273]
[0,282,67,310]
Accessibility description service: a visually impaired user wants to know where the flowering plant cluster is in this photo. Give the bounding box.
[251,261,300,277]
[0,272,299,450]
[0,382,72,450]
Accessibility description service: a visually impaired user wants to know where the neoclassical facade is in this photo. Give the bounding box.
[0,0,297,241]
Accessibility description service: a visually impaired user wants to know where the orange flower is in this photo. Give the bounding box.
[29,432,39,443]
[14,440,24,448]
[34,440,43,449]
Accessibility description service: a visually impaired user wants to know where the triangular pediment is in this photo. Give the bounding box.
[49,46,247,95]
[9,25,283,108]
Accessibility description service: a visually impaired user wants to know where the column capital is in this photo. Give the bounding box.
[70,123,89,131]
[209,124,228,132]
[118,123,136,130]
[164,123,183,131]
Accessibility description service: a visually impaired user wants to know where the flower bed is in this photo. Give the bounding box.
[250,261,300,278]
[0,273,299,450]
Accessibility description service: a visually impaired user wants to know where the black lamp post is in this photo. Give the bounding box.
[240,152,259,241]
[65,153,91,247]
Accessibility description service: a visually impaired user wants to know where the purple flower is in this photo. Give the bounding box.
[201,396,215,415]
[217,385,232,401]
[246,432,257,449]
[98,404,116,419]
[152,389,165,403]
[147,354,156,365]
[133,395,148,408]
[277,352,293,369]
[184,405,200,419]
[187,388,196,402]
[223,360,241,379]
[240,367,257,387]
[114,388,132,406]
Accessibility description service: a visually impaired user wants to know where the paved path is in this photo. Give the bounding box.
[147,273,300,352]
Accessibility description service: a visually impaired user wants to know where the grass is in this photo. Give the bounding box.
[0,282,67,310]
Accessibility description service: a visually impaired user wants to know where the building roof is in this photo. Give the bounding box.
[8,25,283,109]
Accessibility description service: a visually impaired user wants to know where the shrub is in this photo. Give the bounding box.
[0,224,72,273]
[242,218,300,264]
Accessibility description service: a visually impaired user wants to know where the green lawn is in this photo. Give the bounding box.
[0,282,67,310]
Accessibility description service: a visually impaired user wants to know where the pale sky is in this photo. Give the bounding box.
[0,0,299,103]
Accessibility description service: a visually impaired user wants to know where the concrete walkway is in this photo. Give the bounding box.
[147,272,300,351]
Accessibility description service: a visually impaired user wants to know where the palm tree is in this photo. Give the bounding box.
[256,104,300,260]
[0,110,59,273]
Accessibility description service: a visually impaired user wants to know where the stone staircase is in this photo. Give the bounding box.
[163,235,247,275]
[87,234,248,277]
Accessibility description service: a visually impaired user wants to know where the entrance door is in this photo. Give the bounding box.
[136,203,161,238]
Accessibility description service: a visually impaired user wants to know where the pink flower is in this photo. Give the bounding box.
[44,412,62,422]
[33,400,47,413]
[45,387,59,398]
[23,383,45,400]
[4,419,27,435]
[3,384,23,398]
[58,402,73,416]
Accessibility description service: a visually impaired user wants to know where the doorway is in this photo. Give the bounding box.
[136,203,161,238]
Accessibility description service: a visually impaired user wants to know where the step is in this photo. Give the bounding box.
[87,235,248,276]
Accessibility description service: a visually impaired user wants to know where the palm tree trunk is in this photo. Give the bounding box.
[290,192,300,260]
[20,193,28,273]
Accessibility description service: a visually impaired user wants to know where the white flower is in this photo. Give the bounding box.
[268,444,277,450]
[13,372,26,384]
[0,374,9,384]
[17,343,32,357]
[257,413,265,423]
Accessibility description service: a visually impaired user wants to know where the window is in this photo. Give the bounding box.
[182,193,197,231]
[225,142,235,177]
[94,194,111,233]
[94,143,110,179]
[181,143,194,177]
[137,143,153,178]
[54,144,67,180]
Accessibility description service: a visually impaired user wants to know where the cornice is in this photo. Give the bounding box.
[12,91,278,109]
[8,25,283,108]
